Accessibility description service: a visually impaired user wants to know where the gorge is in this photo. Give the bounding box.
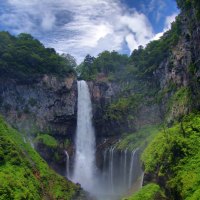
[0,0,200,199]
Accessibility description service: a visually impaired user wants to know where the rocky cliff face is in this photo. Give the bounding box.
[155,8,200,122]
[88,77,162,149]
[88,7,200,148]
[0,74,77,138]
[0,74,77,174]
[88,78,121,138]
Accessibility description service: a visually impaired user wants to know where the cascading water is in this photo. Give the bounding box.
[124,148,128,186]
[109,146,115,193]
[128,149,138,188]
[101,147,143,197]
[72,80,96,192]
[64,150,70,179]
[71,80,143,199]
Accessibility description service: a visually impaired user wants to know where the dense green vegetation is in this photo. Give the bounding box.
[77,51,128,80]
[105,94,143,122]
[0,116,79,199]
[116,125,161,151]
[123,183,166,200]
[176,0,200,18]
[0,32,76,79]
[35,134,58,149]
[126,20,181,80]
[142,113,200,200]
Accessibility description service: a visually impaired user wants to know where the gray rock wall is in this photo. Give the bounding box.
[0,74,77,138]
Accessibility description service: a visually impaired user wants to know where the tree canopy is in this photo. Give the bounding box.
[0,32,76,79]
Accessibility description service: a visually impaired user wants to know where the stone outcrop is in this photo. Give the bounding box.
[0,74,77,138]
[88,78,162,144]
[88,79,121,139]
[0,73,78,174]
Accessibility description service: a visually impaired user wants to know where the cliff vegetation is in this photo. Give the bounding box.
[0,116,81,200]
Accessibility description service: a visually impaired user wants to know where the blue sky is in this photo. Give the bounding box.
[0,0,179,63]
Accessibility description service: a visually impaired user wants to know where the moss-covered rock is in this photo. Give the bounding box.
[123,183,166,200]
[35,134,58,149]
[116,125,161,151]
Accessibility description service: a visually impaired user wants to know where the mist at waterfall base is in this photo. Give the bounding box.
[65,80,143,200]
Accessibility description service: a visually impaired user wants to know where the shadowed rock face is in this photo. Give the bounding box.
[88,80,122,139]
[0,73,77,138]
[88,79,162,145]
[0,73,78,175]
[87,7,200,147]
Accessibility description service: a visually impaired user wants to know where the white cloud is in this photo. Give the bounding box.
[0,0,155,63]
[165,13,178,30]
[41,11,56,31]
[153,13,178,41]
[1,0,178,63]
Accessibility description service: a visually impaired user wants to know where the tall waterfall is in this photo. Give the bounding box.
[71,80,143,199]
[72,80,96,191]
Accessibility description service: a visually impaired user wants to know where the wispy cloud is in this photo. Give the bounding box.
[153,13,178,40]
[0,0,178,63]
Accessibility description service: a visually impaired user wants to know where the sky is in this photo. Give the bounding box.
[0,0,179,63]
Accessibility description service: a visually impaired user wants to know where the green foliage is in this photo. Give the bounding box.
[0,116,78,199]
[63,139,71,149]
[176,0,200,19]
[123,183,166,200]
[77,51,129,80]
[156,81,177,103]
[188,63,197,75]
[142,113,200,199]
[117,125,161,151]
[0,32,76,79]
[105,94,143,121]
[127,19,181,79]
[76,54,96,80]
[167,87,191,119]
[35,134,58,148]
[176,0,192,10]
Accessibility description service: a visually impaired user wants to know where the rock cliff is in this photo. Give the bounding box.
[0,74,77,174]
[0,74,77,138]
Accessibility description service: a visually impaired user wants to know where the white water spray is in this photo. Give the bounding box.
[72,80,96,191]
[64,150,70,178]
[109,146,115,193]
[128,149,138,188]
[124,148,128,185]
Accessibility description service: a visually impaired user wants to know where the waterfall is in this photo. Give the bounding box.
[109,146,115,193]
[128,149,137,188]
[124,148,128,186]
[64,150,70,178]
[72,80,96,191]
[71,80,143,199]
[23,137,27,143]
[103,148,108,181]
